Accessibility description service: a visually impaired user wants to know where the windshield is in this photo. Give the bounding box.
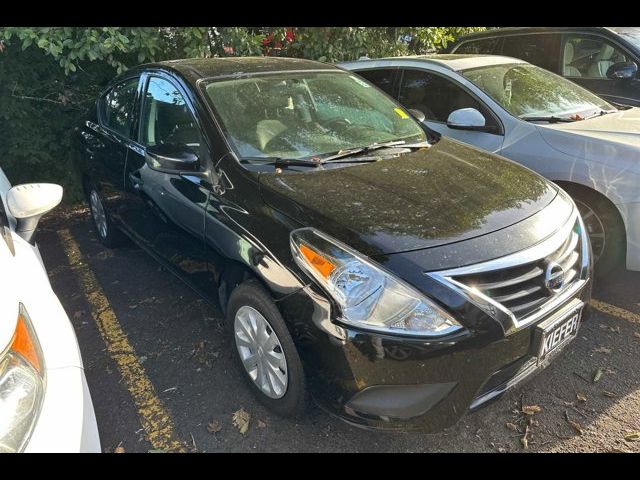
[613,28,640,50]
[203,72,426,160]
[461,63,614,119]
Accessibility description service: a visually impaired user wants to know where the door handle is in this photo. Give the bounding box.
[129,172,144,190]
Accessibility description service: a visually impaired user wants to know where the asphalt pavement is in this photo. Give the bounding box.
[39,206,640,453]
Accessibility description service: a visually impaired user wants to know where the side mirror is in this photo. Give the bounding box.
[407,108,426,123]
[7,183,63,244]
[145,144,200,174]
[606,61,638,80]
[446,108,486,130]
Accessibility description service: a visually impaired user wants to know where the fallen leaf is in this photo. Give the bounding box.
[602,390,617,398]
[576,392,587,402]
[592,368,603,383]
[593,346,612,354]
[611,447,632,453]
[257,420,267,429]
[520,435,528,450]
[506,422,519,432]
[567,419,584,435]
[207,420,222,434]
[114,446,125,453]
[624,431,640,442]
[232,408,251,434]
[522,405,542,415]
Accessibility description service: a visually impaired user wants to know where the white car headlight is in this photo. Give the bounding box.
[290,228,463,336]
[0,304,45,453]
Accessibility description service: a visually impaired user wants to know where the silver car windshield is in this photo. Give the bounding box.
[203,72,426,160]
[461,63,615,119]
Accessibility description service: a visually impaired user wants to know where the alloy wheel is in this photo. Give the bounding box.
[574,198,606,263]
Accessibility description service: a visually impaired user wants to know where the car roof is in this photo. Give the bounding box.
[135,56,337,84]
[341,54,526,72]
[451,26,620,43]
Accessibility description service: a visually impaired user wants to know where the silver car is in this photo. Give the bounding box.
[339,55,640,275]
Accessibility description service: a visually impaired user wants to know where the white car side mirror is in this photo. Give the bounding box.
[7,183,63,244]
[446,108,486,130]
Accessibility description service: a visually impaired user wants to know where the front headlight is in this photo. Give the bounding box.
[291,228,462,336]
[0,304,45,453]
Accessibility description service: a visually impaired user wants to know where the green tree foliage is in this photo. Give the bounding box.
[0,27,486,203]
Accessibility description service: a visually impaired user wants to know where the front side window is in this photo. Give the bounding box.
[398,69,498,129]
[140,77,201,149]
[203,72,426,160]
[462,63,614,119]
[562,35,629,79]
[100,78,139,138]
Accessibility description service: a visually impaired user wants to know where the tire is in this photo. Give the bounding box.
[226,279,307,417]
[562,185,625,277]
[86,183,127,248]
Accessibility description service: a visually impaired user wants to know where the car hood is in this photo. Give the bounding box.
[537,107,640,170]
[259,137,557,257]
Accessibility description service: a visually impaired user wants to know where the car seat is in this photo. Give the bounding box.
[587,43,621,78]
[563,42,582,77]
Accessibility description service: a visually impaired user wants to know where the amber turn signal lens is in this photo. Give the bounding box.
[10,312,43,375]
[299,244,335,279]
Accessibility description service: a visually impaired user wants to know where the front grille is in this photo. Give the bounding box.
[451,220,583,321]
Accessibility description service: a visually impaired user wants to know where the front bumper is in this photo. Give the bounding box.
[280,276,592,433]
[615,201,640,271]
[24,366,101,453]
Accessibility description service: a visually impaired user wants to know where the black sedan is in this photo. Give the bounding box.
[72,57,592,432]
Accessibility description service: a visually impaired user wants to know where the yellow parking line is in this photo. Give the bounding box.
[591,299,640,324]
[58,228,187,453]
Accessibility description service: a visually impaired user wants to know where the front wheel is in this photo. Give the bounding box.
[567,189,625,277]
[226,279,307,417]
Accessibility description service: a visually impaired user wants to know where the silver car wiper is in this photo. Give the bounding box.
[322,140,430,163]
[520,115,577,123]
[582,109,618,120]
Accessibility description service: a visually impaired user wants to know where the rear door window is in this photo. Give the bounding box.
[354,68,398,97]
[99,78,140,138]
[500,34,561,73]
[454,37,502,55]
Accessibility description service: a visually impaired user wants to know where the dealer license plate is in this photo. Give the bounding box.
[536,302,583,365]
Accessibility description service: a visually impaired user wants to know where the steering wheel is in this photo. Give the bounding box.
[324,117,353,130]
[263,129,296,153]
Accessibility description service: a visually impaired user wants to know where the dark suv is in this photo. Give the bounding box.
[446,27,640,106]
[73,57,592,432]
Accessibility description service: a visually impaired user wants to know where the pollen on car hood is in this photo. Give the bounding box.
[259,137,558,257]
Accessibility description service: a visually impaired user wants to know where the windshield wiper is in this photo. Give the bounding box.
[240,157,323,168]
[322,140,430,163]
[583,109,618,120]
[520,115,577,123]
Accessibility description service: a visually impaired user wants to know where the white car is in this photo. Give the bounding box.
[340,55,640,274]
[0,168,100,452]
